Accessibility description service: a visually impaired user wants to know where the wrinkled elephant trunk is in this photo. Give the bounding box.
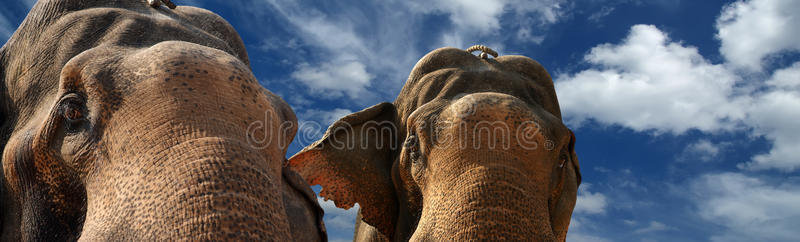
[79,137,291,240]
[411,163,554,241]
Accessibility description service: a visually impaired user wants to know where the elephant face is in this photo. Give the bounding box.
[0,0,323,240]
[290,47,581,241]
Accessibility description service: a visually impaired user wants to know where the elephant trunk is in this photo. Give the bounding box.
[411,163,555,241]
[79,137,290,240]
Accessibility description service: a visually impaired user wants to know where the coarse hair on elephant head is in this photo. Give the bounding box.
[0,0,324,240]
[290,46,581,241]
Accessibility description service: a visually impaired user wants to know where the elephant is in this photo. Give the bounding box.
[289,45,582,241]
[0,0,325,240]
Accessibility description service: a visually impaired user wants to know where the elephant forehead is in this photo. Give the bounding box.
[3,0,245,77]
[399,68,561,121]
[7,5,239,60]
[1,1,247,123]
[395,47,561,124]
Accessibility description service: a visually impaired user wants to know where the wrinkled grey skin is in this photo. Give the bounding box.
[0,0,324,240]
[290,47,581,241]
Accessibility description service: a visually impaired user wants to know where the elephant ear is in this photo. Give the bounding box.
[569,130,582,185]
[288,102,399,238]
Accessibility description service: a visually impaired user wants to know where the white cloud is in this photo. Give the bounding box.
[740,62,800,171]
[318,196,359,231]
[765,62,800,89]
[317,196,359,242]
[291,61,372,99]
[691,173,800,241]
[574,183,608,215]
[556,24,800,172]
[556,24,744,134]
[717,0,800,71]
[633,221,673,234]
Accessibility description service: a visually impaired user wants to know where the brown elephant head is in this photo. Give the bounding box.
[290,46,581,241]
[0,0,324,240]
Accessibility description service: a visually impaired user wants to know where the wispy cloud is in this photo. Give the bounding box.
[293,108,353,147]
[299,108,353,127]
[238,0,568,105]
[567,183,612,241]
[633,221,674,234]
[679,139,725,162]
[588,6,615,22]
[690,172,800,241]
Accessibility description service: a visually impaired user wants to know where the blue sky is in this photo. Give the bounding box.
[3,0,800,241]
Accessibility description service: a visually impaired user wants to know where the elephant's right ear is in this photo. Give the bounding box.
[289,102,399,238]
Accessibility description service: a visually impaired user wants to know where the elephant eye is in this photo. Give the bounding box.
[59,94,87,131]
[404,134,420,161]
[559,152,568,168]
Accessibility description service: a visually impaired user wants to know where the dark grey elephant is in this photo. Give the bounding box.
[290,46,581,241]
[0,0,324,240]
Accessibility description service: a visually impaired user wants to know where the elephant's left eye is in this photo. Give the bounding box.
[59,94,88,131]
[558,153,568,168]
[404,134,420,161]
